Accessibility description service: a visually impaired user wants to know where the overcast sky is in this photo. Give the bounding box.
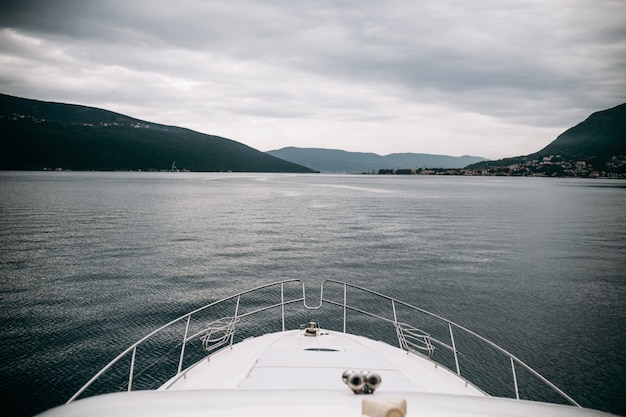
[1,0,625,159]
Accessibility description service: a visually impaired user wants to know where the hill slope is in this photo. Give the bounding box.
[0,94,316,172]
[533,102,626,162]
[267,147,486,173]
[467,103,626,173]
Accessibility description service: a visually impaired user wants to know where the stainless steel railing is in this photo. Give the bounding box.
[67,279,580,407]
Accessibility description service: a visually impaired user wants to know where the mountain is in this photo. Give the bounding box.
[0,94,316,172]
[534,102,626,162]
[266,147,486,173]
[466,102,626,174]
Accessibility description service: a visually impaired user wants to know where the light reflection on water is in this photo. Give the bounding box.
[0,172,625,416]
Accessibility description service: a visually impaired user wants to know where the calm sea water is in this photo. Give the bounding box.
[1,172,625,416]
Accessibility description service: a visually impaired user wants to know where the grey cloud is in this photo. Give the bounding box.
[0,0,624,158]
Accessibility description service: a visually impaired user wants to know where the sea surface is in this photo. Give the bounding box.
[1,172,625,416]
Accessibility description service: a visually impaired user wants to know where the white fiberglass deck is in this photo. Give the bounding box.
[39,390,615,417]
[163,327,483,396]
[40,327,615,417]
[39,280,616,417]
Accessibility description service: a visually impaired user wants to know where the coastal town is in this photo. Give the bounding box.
[377,154,626,178]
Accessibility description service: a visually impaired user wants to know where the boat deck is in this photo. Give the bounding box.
[38,280,617,417]
[163,328,485,396]
[39,389,615,417]
[40,329,614,416]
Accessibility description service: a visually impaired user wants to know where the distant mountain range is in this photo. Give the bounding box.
[467,102,626,172]
[0,94,316,172]
[267,147,486,173]
[3,93,623,175]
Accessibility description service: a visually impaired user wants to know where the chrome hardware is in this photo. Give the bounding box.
[304,320,319,337]
[395,322,435,358]
[201,316,239,352]
[365,372,382,392]
[343,369,382,394]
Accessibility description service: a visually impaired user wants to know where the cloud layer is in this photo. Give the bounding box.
[1,0,625,159]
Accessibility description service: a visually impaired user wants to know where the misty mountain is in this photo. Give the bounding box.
[0,94,316,173]
[266,147,486,173]
[467,102,626,170]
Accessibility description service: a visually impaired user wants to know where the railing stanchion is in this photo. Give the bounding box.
[230,295,241,348]
[511,357,520,400]
[449,323,461,376]
[281,282,285,332]
[392,300,401,348]
[128,346,136,392]
[177,315,191,375]
[343,283,347,333]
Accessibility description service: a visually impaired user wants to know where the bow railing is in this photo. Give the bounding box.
[67,279,580,408]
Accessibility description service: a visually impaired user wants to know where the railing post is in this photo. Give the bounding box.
[342,283,347,333]
[511,357,520,400]
[128,346,136,392]
[177,315,191,375]
[230,295,241,348]
[281,282,285,332]
[392,300,402,349]
[448,323,461,376]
